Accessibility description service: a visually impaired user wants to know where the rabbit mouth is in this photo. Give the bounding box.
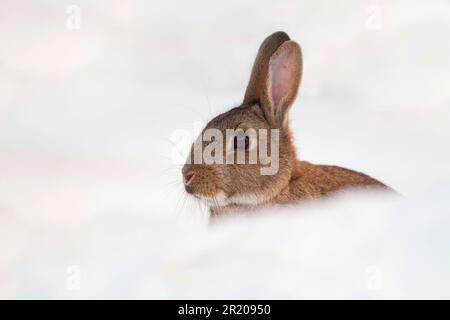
[194,190,228,207]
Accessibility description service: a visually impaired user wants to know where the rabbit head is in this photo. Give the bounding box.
[182,31,302,209]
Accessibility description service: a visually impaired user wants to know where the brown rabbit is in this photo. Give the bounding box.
[182,31,390,216]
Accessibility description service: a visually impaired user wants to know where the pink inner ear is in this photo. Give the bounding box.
[270,49,295,107]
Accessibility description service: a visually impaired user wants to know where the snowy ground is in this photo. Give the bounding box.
[1,0,450,299]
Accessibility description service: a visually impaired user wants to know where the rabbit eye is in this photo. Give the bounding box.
[233,135,250,151]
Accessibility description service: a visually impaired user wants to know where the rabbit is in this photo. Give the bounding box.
[182,31,391,216]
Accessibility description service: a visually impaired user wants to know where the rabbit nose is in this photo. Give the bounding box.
[183,171,195,186]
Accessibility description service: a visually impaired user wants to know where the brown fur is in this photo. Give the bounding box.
[182,31,391,217]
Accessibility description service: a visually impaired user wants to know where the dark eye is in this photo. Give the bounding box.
[233,135,250,151]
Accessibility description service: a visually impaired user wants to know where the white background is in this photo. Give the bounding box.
[0,0,449,298]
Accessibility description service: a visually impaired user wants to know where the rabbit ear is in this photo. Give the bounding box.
[243,31,290,106]
[262,40,302,127]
